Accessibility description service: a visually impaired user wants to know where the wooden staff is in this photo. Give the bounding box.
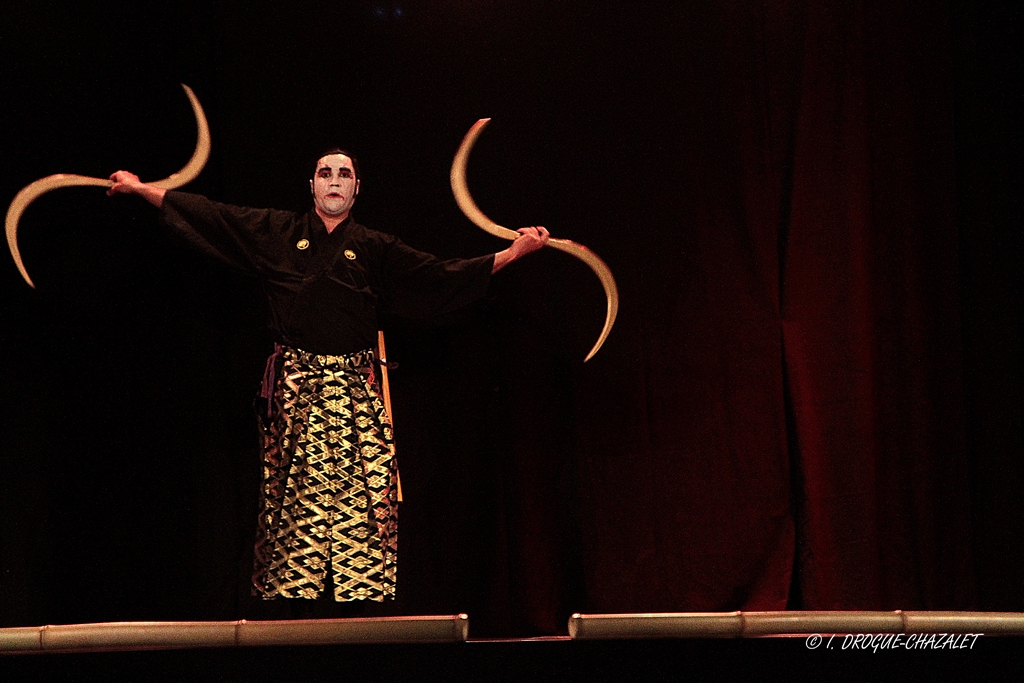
[377,330,403,503]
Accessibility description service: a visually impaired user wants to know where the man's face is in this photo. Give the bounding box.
[310,153,360,219]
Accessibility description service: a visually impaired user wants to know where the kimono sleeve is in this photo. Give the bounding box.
[380,237,495,319]
[159,191,291,276]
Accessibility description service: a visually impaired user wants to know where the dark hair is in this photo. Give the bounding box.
[313,147,360,181]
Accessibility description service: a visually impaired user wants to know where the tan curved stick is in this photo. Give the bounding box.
[451,118,619,361]
[6,83,211,288]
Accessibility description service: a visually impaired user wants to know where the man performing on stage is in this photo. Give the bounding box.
[107,150,549,610]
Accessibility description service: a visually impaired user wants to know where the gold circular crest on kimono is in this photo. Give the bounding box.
[296,239,310,250]
[344,250,357,260]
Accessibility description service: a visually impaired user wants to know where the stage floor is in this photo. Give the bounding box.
[3,636,1021,682]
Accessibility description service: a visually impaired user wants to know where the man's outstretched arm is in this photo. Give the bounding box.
[108,169,545,273]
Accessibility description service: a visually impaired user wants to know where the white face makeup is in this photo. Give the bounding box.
[310,153,360,220]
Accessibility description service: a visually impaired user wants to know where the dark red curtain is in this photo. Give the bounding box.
[462,0,1003,631]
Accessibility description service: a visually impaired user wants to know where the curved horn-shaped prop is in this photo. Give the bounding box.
[451,118,618,362]
[6,83,211,288]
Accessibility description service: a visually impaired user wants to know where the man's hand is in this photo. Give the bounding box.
[107,171,167,207]
[492,226,549,273]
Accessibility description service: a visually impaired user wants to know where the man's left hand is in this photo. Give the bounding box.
[491,226,549,273]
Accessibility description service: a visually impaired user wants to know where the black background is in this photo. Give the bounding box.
[1,0,1019,638]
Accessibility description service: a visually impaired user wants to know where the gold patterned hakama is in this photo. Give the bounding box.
[252,345,398,602]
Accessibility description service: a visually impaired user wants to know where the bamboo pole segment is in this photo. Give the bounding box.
[567,611,1024,640]
[0,615,469,654]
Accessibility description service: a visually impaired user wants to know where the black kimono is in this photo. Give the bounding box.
[160,191,493,601]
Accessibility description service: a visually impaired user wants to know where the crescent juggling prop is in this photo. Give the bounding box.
[6,83,211,288]
[451,118,619,362]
